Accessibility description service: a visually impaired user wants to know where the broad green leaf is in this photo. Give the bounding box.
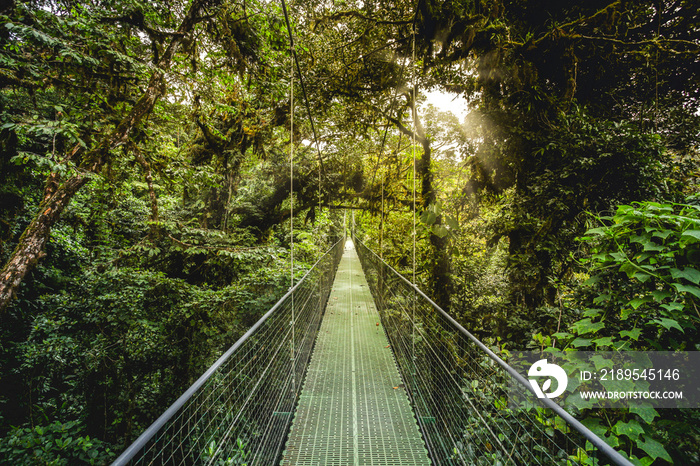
[630,404,659,424]
[619,262,636,277]
[583,308,602,318]
[650,290,672,302]
[592,336,613,348]
[584,275,600,286]
[445,216,459,230]
[610,252,626,261]
[652,318,684,333]
[652,230,673,240]
[660,302,684,313]
[634,251,654,263]
[636,436,672,462]
[584,227,607,236]
[613,420,644,440]
[672,283,700,299]
[420,211,436,225]
[628,296,652,309]
[621,307,635,320]
[571,318,605,335]
[591,354,614,370]
[670,267,700,285]
[619,328,641,340]
[431,225,448,238]
[566,393,595,410]
[616,205,634,215]
[681,229,700,242]
[604,433,620,448]
[630,234,652,245]
[580,418,606,438]
[642,243,664,252]
[571,337,593,348]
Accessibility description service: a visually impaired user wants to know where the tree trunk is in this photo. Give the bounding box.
[0,0,214,312]
[387,94,453,310]
[0,175,88,309]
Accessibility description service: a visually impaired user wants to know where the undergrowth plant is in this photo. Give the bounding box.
[550,198,700,465]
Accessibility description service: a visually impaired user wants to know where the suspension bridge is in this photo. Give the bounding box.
[113,234,632,466]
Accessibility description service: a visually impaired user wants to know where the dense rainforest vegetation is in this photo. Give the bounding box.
[0,0,698,463]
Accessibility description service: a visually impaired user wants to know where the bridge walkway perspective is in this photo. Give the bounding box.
[280,241,431,465]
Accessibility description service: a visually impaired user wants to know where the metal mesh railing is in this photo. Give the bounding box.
[353,235,632,466]
[114,237,344,466]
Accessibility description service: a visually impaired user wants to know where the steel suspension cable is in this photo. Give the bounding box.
[411,10,417,375]
[289,34,296,403]
[279,0,325,177]
[376,61,407,260]
[375,4,421,259]
[279,0,325,272]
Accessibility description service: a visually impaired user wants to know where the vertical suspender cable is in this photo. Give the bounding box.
[289,42,296,396]
[373,53,409,259]
[654,4,660,133]
[411,18,417,369]
[279,0,325,265]
[318,94,322,317]
[380,166,384,259]
[280,0,327,400]
[375,60,406,259]
[280,0,325,177]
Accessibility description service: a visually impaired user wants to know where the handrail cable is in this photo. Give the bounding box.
[112,238,344,466]
[353,235,634,466]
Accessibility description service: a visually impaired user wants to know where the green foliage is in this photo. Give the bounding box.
[0,224,321,452]
[483,105,670,344]
[544,198,700,465]
[203,437,248,465]
[418,201,458,239]
[567,199,700,352]
[0,420,114,465]
[0,2,341,443]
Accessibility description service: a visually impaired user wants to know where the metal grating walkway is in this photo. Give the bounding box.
[280,240,431,466]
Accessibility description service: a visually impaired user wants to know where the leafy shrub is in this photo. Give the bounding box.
[565,198,700,352]
[0,420,114,465]
[552,198,700,465]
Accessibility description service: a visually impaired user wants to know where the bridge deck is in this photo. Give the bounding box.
[280,241,431,466]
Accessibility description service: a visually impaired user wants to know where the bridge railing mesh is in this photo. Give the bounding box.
[114,237,345,466]
[354,235,631,466]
